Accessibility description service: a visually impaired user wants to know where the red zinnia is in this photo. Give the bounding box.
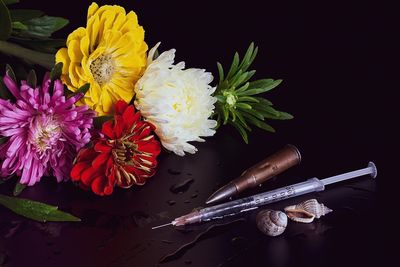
[71,100,161,195]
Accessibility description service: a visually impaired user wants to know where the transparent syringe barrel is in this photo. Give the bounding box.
[200,178,325,222]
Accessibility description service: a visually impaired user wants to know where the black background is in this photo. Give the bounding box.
[0,0,395,266]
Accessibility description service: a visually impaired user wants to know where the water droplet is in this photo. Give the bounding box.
[190,193,198,199]
[161,240,174,244]
[184,200,191,204]
[168,169,181,175]
[167,200,176,206]
[169,178,194,194]
[187,173,192,176]
[185,260,192,265]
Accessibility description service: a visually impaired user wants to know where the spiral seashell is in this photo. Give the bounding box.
[284,199,333,223]
[256,209,287,236]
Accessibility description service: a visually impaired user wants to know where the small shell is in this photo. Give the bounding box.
[284,199,333,223]
[256,209,287,236]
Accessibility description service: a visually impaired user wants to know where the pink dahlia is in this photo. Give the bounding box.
[0,73,95,185]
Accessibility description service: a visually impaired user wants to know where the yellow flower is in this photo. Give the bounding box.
[55,2,148,115]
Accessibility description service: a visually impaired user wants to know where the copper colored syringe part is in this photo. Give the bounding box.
[206,144,301,204]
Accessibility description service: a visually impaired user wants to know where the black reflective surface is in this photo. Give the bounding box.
[0,0,394,266]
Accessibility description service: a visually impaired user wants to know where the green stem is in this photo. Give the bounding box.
[0,40,54,69]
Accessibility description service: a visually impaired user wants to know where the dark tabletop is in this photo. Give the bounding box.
[0,0,395,266]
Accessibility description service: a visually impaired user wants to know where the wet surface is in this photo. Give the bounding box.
[0,0,392,266]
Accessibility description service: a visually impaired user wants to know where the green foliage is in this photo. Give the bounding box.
[26,69,37,88]
[11,15,69,39]
[0,0,12,40]
[50,62,63,81]
[76,83,90,95]
[3,0,19,4]
[94,116,113,129]
[213,43,293,143]
[13,182,26,196]
[0,194,81,222]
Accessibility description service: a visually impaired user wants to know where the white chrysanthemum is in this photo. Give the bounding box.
[134,43,217,156]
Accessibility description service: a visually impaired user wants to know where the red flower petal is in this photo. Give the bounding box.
[81,167,99,187]
[104,185,114,195]
[113,115,124,139]
[102,120,115,139]
[94,141,112,153]
[70,162,89,181]
[77,148,97,161]
[122,105,138,126]
[92,152,110,169]
[137,139,161,156]
[91,176,107,196]
[115,100,128,115]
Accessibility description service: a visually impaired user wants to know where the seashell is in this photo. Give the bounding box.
[256,209,287,236]
[284,199,333,223]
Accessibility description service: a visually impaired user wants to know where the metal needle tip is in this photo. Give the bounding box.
[151,222,173,230]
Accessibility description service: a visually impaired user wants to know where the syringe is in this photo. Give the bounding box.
[152,162,377,229]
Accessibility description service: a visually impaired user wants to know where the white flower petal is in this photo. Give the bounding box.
[135,45,217,156]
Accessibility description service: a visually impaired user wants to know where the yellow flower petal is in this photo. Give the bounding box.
[87,2,99,20]
[55,48,70,74]
[56,3,147,116]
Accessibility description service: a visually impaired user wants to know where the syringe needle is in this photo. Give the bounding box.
[151,222,173,230]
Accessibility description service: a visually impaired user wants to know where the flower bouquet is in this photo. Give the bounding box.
[0,1,292,221]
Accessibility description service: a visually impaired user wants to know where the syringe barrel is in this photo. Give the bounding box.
[200,178,325,222]
[253,177,325,205]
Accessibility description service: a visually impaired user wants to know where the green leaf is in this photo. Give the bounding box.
[235,112,251,131]
[63,85,74,97]
[13,182,26,196]
[0,194,81,222]
[0,136,8,145]
[254,97,273,106]
[230,108,237,122]
[231,70,248,88]
[240,70,256,85]
[12,16,69,39]
[93,116,113,129]
[247,46,258,70]
[0,0,12,40]
[238,42,254,69]
[222,106,229,125]
[277,111,294,120]
[5,64,16,82]
[237,86,279,96]
[261,111,294,120]
[0,79,13,99]
[50,62,63,81]
[253,103,280,116]
[235,82,250,93]
[26,69,37,88]
[229,121,248,144]
[226,52,239,80]
[11,38,66,53]
[3,0,19,4]
[10,9,44,22]
[11,21,28,30]
[76,83,90,95]
[248,79,282,91]
[242,113,275,132]
[235,102,252,110]
[215,95,226,103]
[217,62,224,85]
[237,96,259,103]
[241,108,264,120]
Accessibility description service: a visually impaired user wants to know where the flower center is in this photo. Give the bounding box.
[90,54,115,86]
[29,116,62,154]
[111,139,138,165]
[223,91,237,107]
